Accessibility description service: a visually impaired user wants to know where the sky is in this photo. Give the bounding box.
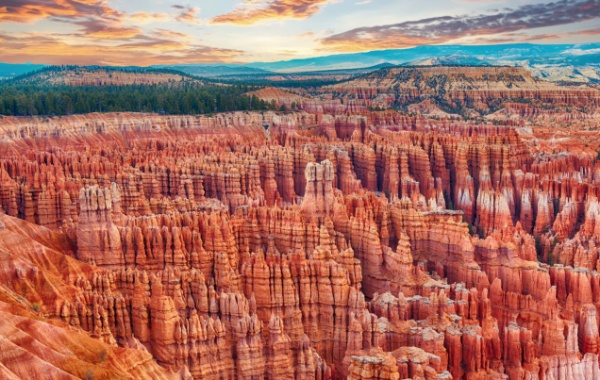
[0,0,599,65]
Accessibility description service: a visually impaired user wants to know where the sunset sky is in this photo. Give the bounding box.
[1,0,599,65]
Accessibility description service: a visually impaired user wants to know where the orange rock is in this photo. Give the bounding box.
[0,72,599,379]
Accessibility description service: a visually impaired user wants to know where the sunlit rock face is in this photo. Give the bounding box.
[1,67,600,379]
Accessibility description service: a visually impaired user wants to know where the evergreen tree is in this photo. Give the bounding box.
[0,82,278,116]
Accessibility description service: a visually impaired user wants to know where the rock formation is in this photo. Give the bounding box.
[1,66,600,379]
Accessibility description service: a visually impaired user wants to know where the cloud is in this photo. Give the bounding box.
[211,0,333,25]
[0,1,205,45]
[153,29,190,39]
[568,27,600,36]
[0,0,121,23]
[0,1,218,65]
[0,1,143,42]
[0,1,232,65]
[172,5,201,24]
[0,31,245,65]
[0,1,201,27]
[320,0,600,51]
[299,31,316,38]
[0,1,199,37]
[72,19,142,39]
[461,32,562,45]
[128,12,171,24]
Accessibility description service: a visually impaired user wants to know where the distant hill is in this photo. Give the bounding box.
[157,65,270,78]
[155,63,396,81]
[0,63,47,79]
[275,62,396,77]
[8,66,205,86]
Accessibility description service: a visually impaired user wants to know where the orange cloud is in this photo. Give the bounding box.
[128,12,170,24]
[320,0,600,52]
[0,1,215,65]
[0,1,194,41]
[321,34,445,53]
[211,0,331,25]
[74,19,142,39]
[0,0,121,23]
[462,32,563,45]
[153,29,190,39]
[0,1,144,42]
[172,5,201,25]
[569,28,600,36]
[0,1,222,64]
[0,32,245,66]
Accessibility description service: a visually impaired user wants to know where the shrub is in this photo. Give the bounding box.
[535,236,543,262]
[467,223,475,236]
[97,350,107,362]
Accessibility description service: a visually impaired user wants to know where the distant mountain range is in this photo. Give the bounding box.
[156,65,270,77]
[2,43,599,83]
[242,43,600,83]
[0,62,47,79]
[246,43,600,72]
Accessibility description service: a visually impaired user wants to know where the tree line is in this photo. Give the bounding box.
[0,82,276,116]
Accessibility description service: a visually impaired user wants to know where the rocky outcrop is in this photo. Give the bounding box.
[77,184,124,267]
[301,160,335,221]
[0,297,180,380]
[327,66,600,116]
[347,349,400,380]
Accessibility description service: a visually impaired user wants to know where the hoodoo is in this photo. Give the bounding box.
[1,63,600,379]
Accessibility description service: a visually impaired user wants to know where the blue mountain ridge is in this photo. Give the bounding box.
[1,43,598,79]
